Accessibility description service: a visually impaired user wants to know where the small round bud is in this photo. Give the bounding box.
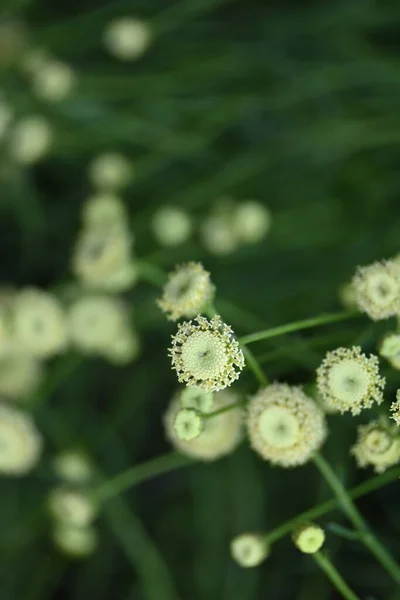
[317,346,385,415]
[53,450,93,485]
[232,201,271,244]
[230,533,269,568]
[89,153,132,191]
[157,262,215,321]
[352,260,400,321]
[173,408,204,441]
[13,289,68,358]
[48,487,96,527]
[169,315,245,392]
[0,404,43,475]
[293,523,325,554]
[104,17,152,61]
[82,194,126,228]
[52,523,98,558]
[9,116,53,164]
[32,60,75,102]
[68,295,127,354]
[247,383,326,467]
[164,389,243,461]
[351,419,400,473]
[151,206,192,247]
[379,332,400,360]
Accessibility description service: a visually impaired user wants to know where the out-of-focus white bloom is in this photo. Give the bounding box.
[338,282,358,311]
[200,213,238,255]
[0,403,43,475]
[89,153,132,191]
[0,98,13,141]
[0,349,44,401]
[82,194,126,228]
[32,60,76,102]
[53,450,93,485]
[164,389,243,461]
[48,487,96,527]
[101,328,139,364]
[52,523,98,558]
[13,289,68,358]
[232,201,271,244]
[151,207,192,247]
[9,116,53,164]
[68,295,128,354]
[180,386,214,413]
[104,17,152,61]
[230,533,269,568]
[351,419,400,473]
[94,260,139,293]
[72,223,133,289]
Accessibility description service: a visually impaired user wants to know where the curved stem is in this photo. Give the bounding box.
[313,552,361,600]
[313,452,400,585]
[93,452,193,503]
[239,311,361,345]
[242,345,268,386]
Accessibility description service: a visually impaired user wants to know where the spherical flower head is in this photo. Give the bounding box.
[351,419,400,473]
[0,403,43,475]
[48,487,96,527]
[52,523,98,558]
[32,60,75,102]
[173,408,204,441]
[53,450,93,485]
[230,533,269,568]
[247,383,326,467]
[104,17,152,61]
[157,262,215,321]
[379,333,400,360]
[169,315,245,392]
[101,328,140,365]
[82,194,126,228]
[13,289,68,358]
[151,206,192,247]
[180,386,214,413]
[232,201,271,244]
[352,260,400,320]
[89,153,132,191]
[293,523,325,554]
[200,213,238,256]
[68,295,127,353]
[316,346,385,416]
[72,223,133,288]
[390,391,400,426]
[0,349,44,401]
[9,116,53,164]
[164,389,243,461]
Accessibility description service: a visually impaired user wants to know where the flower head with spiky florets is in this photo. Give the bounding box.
[390,390,400,426]
[352,260,400,321]
[169,314,245,392]
[317,346,385,416]
[351,418,400,473]
[246,383,326,468]
[157,262,215,321]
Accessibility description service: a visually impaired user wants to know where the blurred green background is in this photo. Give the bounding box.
[1,0,400,599]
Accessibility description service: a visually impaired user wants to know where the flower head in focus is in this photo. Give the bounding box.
[317,346,385,415]
[351,418,400,473]
[246,383,326,467]
[157,262,215,321]
[352,260,400,321]
[292,523,325,554]
[169,315,245,392]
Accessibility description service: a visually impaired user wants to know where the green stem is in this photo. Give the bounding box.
[92,452,193,503]
[203,399,246,419]
[242,345,268,386]
[313,552,361,600]
[313,452,400,585]
[239,311,360,345]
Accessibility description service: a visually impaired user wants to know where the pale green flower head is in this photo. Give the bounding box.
[232,201,271,244]
[390,391,400,426]
[247,383,326,468]
[151,206,192,247]
[169,314,245,392]
[48,487,96,528]
[89,153,132,191]
[351,418,400,473]
[317,346,385,415]
[352,260,400,321]
[293,523,325,554]
[180,386,214,413]
[52,523,98,558]
[0,403,43,475]
[9,115,53,164]
[173,407,204,441]
[379,332,400,360]
[32,60,75,103]
[230,533,269,568]
[157,262,215,321]
[104,17,152,61]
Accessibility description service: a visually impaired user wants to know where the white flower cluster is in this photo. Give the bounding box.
[49,449,98,558]
[151,198,271,252]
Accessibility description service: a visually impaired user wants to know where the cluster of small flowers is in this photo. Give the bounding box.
[48,450,98,558]
[151,198,271,254]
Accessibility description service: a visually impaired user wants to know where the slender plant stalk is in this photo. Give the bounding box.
[313,452,400,585]
[242,345,268,386]
[239,311,361,345]
[313,552,361,600]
